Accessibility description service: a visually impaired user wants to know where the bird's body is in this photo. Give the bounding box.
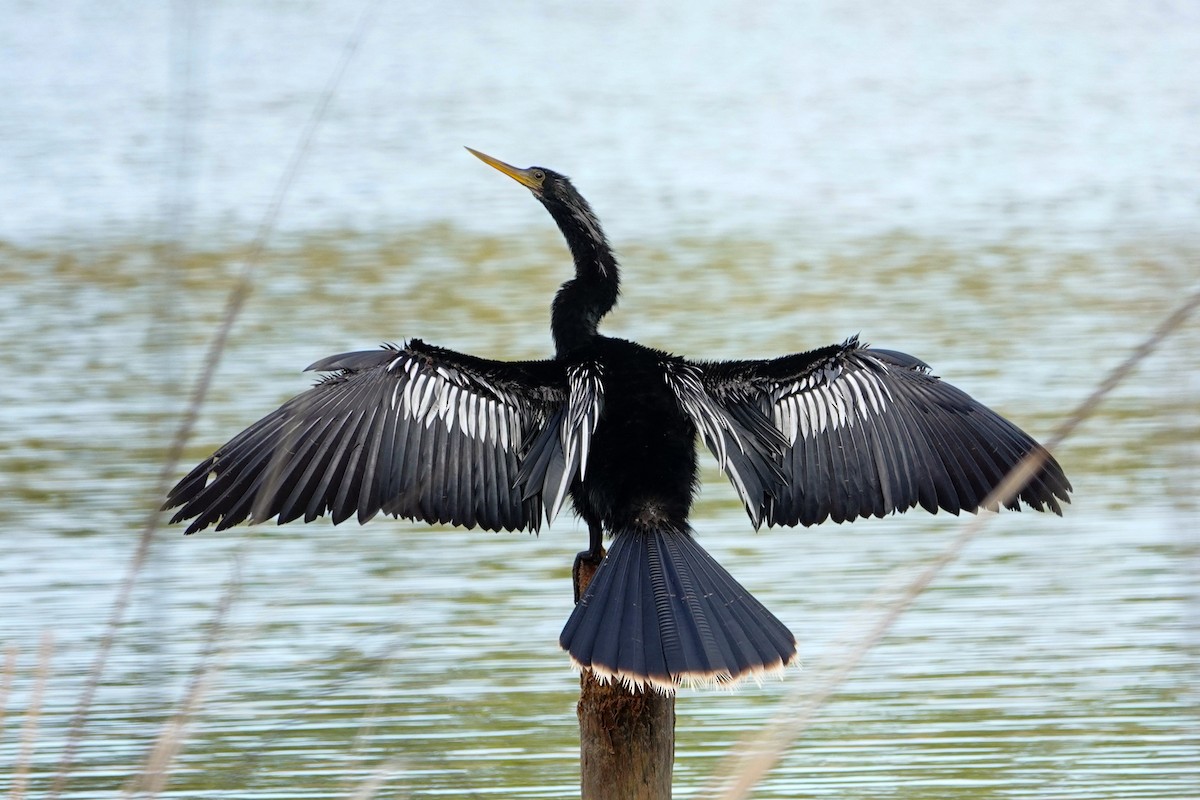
[166,149,1071,691]
[568,338,699,531]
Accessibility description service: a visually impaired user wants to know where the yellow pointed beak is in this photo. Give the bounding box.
[466,147,544,191]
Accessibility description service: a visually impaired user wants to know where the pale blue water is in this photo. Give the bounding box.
[0,1,1197,797]
[1,0,1197,246]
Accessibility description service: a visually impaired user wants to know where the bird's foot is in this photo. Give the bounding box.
[571,546,605,604]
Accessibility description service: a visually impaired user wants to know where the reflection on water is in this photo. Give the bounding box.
[0,228,1196,798]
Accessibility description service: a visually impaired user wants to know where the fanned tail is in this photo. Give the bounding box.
[559,525,797,693]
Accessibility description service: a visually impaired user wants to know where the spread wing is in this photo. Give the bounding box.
[164,339,568,534]
[516,360,605,523]
[663,359,787,526]
[694,336,1072,528]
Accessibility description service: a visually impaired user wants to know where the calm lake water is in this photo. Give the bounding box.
[1,1,1197,798]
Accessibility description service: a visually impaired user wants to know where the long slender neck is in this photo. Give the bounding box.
[545,198,620,355]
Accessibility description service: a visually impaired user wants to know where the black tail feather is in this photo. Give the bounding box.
[559,526,797,692]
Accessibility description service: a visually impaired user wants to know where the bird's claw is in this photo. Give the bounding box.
[571,546,605,603]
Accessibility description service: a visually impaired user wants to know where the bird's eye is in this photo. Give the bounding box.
[533,170,546,181]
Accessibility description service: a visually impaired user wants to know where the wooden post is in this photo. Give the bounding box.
[574,554,675,800]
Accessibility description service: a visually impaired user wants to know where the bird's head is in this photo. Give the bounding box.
[466,147,604,242]
[465,147,618,348]
[466,147,556,197]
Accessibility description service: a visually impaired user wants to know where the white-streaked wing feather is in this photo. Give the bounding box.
[694,337,1071,527]
[664,360,786,527]
[518,361,605,524]
[165,341,566,534]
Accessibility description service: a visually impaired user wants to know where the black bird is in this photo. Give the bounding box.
[165,149,1072,691]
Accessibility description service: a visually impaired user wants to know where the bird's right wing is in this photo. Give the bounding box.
[164,339,568,534]
[694,336,1072,528]
[516,360,605,524]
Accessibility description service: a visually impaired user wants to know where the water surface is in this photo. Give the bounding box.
[0,1,1197,797]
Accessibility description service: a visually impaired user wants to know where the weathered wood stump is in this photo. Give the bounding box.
[574,554,675,800]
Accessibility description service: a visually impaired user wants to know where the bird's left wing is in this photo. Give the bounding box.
[693,336,1072,528]
[164,339,567,534]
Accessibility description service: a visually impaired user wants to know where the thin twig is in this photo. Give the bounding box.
[48,2,382,794]
[704,282,1200,799]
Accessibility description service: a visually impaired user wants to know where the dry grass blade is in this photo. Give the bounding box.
[11,633,54,800]
[47,2,382,795]
[121,565,240,799]
[703,282,1200,799]
[346,759,406,800]
[0,645,17,744]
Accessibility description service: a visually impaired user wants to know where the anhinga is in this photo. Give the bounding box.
[165,148,1072,692]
